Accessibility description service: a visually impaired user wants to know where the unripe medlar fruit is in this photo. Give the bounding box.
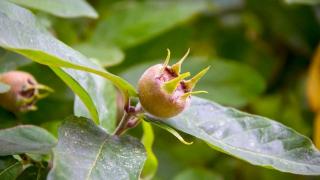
[138,49,209,118]
[0,71,53,113]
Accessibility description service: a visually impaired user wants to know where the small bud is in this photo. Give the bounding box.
[0,71,53,113]
[138,49,208,118]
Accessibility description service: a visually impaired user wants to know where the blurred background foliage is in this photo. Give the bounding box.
[1,0,320,179]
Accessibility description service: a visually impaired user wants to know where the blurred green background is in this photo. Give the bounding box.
[1,0,320,179]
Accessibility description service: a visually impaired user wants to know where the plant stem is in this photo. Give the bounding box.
[114,112,132,136]
[113,102,144,136]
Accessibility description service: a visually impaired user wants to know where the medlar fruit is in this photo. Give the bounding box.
[138,49,209,118]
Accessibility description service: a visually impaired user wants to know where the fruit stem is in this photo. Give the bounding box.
[113,101,144,136]
[114,112,131,136]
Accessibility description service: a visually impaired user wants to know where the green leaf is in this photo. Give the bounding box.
[0,1,135,125]
[141,121,158,180]
[0,1,137,98]
[16,165,48,180]
[9,0,98,18]
[92,1,206,48]
[0,125,56,155]
[285,0,320,5]
[0,156,23,180]
[147,119,193,145]
[0,82,10,93]
[250,93,311,135]
[73,75,117,133]
[50,67,99,123]
[52,66,117,129]
[74,43,124,67]
[47,117,146,180]
[149,97,320,175]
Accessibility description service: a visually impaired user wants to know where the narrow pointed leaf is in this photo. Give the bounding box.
[146,118,193,145]
[141,121,158,180]
[149,97,320,175]
[51,67,99,123]
[48,117,146,180]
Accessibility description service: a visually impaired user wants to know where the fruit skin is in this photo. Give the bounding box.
[0,71,41,112]
[138,64,190,118]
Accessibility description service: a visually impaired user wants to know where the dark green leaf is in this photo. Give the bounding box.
[0,125,56,155]
[0,156,23,180]
[48,117,146,180]
[9,0,98,18]
[173,168,222,180]
[0,1,135,125]
[149,97,320,175]
[16,165,48,180]
[92,1,206,48]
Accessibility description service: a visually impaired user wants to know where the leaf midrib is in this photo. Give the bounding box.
[0,161,20,177]
[194,122,320,172]
[86,136,109,180]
